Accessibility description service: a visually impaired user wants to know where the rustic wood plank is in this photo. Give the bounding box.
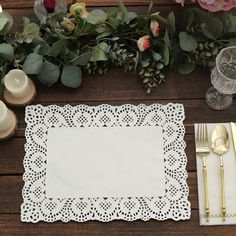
[1,0,193,9]
[1,211,235,236]
[2,67,212,104]
[0,173,197,214]
[32,68,211,102]
[0,138,25,174]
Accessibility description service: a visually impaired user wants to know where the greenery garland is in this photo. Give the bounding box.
[0,1,236,94]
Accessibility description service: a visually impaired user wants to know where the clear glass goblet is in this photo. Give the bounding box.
[206,46,236,110]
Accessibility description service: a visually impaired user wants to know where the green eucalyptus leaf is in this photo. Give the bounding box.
[152,51,162,61]
[0,12,13,35]
[21,17,39,43]
[141,59,150,67]
[193,8,210,23]
[37,61,60,87]
[200,17,223,39]
[228,14,236,32]
[71,51,92,66]
[181,8,194,30]
[95,25,106,33]
[151,12,160,17]
[0,43,14,62]
[162,44,169,66]
[0,18,8,31]
[96,31,111,40]
[148,0,154,14]
[55,30,76,40]
[151,12,169,26]
[91,42,109,62]
[117,0,129,24]
[107,7,118,18]
[179,31,198,52]
[86,9,107,25]
[48,39,68,57]
[167,11,175,35]
[192,8,223,39]
[32,36,50,56]
[108,17,120,29]
[49,12,65,28]
[23,53,43,74]
[164,29,171,48]
[61,65,82,88]
[134,51,139,72]
[219,13,232,32]
[178,60,196,75]
[33,45,41,54]
[128,12,137,21]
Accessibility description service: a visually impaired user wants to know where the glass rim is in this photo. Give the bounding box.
[216,46,236,82]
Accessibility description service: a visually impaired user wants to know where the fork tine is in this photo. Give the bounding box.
[202,123,208,146]
[196,123,210,221]
[205,124,209,144]
[203,123,205,145]
[200,123,203,145]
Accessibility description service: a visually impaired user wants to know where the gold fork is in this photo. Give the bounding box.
[196,123,210,222]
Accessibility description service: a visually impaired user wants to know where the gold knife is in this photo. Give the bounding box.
[231,122,236,157]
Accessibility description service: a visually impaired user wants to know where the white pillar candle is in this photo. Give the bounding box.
[4,69,31,98]
[0,5,2,13]
[0,101,13,132]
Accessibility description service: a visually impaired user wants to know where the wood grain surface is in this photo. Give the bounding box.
[2,0,194,8]
[0,1,236,235]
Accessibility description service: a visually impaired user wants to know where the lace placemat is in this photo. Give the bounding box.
[21,103,190,223]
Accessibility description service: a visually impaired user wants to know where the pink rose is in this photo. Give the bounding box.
[150,21,160,37]
[175,0,236,11]
[137,35,151,52]
[196,0,236,12]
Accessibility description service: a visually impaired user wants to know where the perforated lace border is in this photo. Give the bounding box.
[21,103,191,223]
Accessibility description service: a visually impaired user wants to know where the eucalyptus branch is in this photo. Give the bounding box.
[0,1,235,94]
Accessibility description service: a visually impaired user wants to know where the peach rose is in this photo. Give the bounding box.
[137,35,151,52]
[70,3,89,18]
[150,20,160,37]
[61,18,76,32]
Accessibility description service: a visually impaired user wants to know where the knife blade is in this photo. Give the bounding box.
[230,122,236,156]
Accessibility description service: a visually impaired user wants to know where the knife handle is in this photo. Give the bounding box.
[230,123,236,157]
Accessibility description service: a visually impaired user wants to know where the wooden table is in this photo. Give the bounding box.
[1,1,236,235]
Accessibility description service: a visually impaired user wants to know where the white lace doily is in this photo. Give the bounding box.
[21,103,191,223]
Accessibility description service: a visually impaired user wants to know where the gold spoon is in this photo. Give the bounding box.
[211,125,230,221]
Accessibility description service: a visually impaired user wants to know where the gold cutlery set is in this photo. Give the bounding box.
[196,123,236,223]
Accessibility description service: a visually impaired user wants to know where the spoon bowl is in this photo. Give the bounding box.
[211,125,230,156]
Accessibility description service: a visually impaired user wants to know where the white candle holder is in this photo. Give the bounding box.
[3,69,36,106]
[0,101,17,141]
